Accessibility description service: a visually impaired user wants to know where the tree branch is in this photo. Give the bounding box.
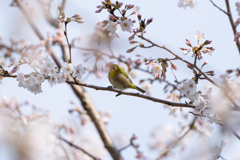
[66,80,195,108]
[60,136,101,160]
[156,118,196,159]
[224,0,240,55]
[210,0,228,15]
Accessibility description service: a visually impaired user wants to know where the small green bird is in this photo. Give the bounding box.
[108,64,145,93]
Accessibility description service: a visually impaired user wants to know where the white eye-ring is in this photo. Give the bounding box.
[114,66,117,70]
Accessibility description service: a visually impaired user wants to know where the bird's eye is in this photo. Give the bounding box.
[114,66,117,70]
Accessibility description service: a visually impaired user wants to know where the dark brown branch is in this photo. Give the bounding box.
[0,74,17,78]
[210,0,228,15]
[60,136,101,160]
[66,80,195,108]
[225,0,240,54]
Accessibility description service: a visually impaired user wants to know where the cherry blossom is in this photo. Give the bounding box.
[120,19,133,32]
[73,64,85,79]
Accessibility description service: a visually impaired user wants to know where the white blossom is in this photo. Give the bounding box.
[195,31,205,41]
[151,64,162,77]
[105,21,117,35]
[73,64,85,79]
[30,60,39,69]
[49,66,58,75]
[194,95,207,111]
[16,72,25,82]
[178,79,196,96]
[40,65,50,75]
[133,6,140,14]
[49,75,58,85]
[61,62,74,74]
[36,74,45,84]
[28,75,37,84]
[56,70,67,84]
[120,19,133,32]
[44,58,54,69]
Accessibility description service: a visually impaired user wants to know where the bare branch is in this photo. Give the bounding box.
[190,112,240,140]
[210,0,228,15]
[60,136,101,160]
[156,118,196,159]
[66,80,195,108]
[224,0,240,55]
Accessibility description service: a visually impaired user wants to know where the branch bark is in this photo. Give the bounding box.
[66,80,195,108]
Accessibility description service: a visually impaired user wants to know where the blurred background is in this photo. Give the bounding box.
[0,0,240,159]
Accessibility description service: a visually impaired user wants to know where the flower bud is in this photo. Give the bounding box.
[186,39,192,47]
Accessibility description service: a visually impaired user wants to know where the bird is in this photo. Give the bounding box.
[108,64,145,93]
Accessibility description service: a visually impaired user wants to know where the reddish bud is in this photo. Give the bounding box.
[179,47,187,50]
[204,40,212,45]
[146,18,153,25]
[128,34,135,41]
[205,70,215,76]
[137,14,141,20]
[226,69,233,74]
[170,62,177,70]
[186,39,192,47]
[130,40,138,44]
[9,65,19,75]
[127,46,138,53]
[68,109,74,114]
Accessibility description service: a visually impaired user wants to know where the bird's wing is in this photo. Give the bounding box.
[119,67,133,83]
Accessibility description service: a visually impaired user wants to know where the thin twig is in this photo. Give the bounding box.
[210,0,228,15]
[156,118,196,160]
[60,136,100,160]
[118,144,131,152]
[225,0,240,54]
[59,141,71,160]
[189,112,240,140]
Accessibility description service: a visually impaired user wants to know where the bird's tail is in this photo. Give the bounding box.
[133,85,146,94]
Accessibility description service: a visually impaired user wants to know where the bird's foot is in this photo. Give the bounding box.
[107,86,114,89]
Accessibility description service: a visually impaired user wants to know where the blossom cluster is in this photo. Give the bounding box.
[95,0,152,37]
[180,32,215,60]
[16,51,85,95]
